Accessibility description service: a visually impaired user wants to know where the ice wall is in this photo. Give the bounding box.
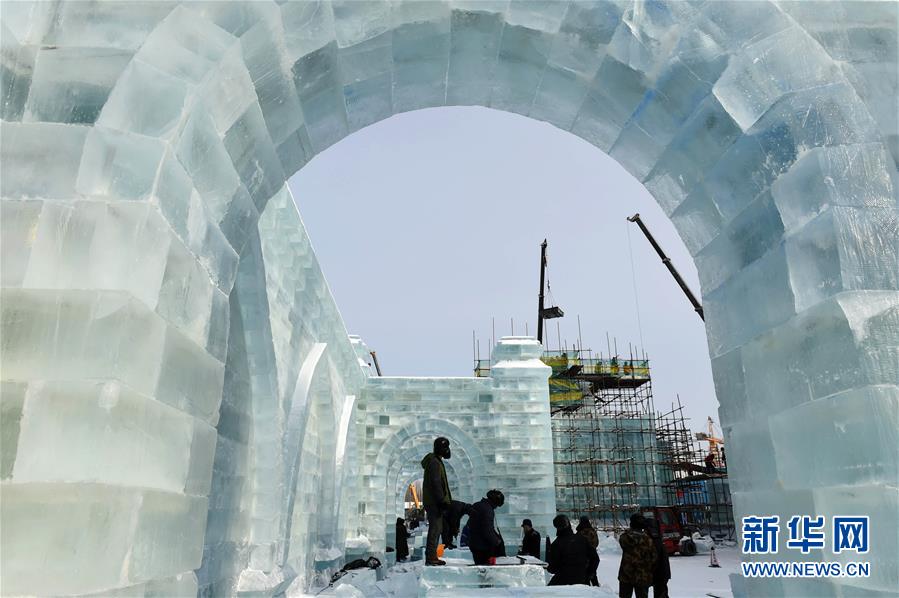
[1,1,897,596]
[360,337,556,554]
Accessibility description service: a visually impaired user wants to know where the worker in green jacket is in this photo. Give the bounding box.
[421,437,452,565]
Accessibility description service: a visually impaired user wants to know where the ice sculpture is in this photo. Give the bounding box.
[1,1,896,597]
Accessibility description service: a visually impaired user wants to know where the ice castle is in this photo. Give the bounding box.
[1,1,896,596]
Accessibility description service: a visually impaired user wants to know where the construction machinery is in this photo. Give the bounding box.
[627,213,704,321]
[536,239,564,344]
[369,351,382,376]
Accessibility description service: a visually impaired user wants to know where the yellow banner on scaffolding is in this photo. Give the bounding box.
[549,378,583,404]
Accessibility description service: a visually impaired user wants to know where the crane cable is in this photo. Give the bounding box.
[626,222,646,353]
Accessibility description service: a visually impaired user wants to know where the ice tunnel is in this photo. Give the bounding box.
[1,1,897,596]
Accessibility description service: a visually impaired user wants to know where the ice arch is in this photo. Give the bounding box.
[1,1,897,597]
[377,421,487,550]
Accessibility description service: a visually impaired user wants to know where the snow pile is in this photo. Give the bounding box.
[691,532,716,554]
[316,547,346,561]
[597,533,621,555]
[345,536,373,552]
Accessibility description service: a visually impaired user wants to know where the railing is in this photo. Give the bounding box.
[474,353,650,379]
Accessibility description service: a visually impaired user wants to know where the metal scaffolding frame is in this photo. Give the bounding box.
[475,343,734,538]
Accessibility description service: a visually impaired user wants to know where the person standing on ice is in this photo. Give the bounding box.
[644,518,671,598]
[518,518,542,559]
[547,514,599,585]
[467,489,506,565]
[421,437,453,566]
[576,516,600,586]
[617,513,657,598]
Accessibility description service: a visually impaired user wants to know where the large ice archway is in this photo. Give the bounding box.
[376,419,488,550]
[1,1,896,597]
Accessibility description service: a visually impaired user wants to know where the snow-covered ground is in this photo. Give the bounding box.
[304,540,739,597]
[596,543,739,598]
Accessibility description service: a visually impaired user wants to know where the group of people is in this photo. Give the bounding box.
[418,436,508,566]
[405,437,671,597]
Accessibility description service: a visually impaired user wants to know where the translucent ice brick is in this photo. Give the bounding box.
[0,122,88,199]
[23,46,132,124]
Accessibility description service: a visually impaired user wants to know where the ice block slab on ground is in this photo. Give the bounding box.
[419,564,547,595]
[423,585,614,597]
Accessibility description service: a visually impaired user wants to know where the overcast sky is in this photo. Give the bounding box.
[288,107,718,434]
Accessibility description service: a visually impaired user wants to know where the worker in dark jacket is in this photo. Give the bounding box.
[421,437,452,565]
[618,513,657,598]
[395,517,410,562]
[442,499,470,549]
[705,451,716,473]
[576,516,600,585]
[467,489,505,565]
[644,518,671,598]
[547,514,599,586]
[518,519,542,559]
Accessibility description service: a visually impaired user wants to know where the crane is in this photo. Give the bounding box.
[536,239,564,344]
[627,213,704,321]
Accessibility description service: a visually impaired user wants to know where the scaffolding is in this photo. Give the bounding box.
[474,345,734,539]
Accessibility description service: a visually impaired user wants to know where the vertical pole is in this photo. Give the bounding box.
[577,315,583,355]
[537,239,547,344]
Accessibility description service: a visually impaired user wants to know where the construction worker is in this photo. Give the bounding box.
[618,513,657,598]
[442,500,470,550]
[421,437,452,566]
[705,451,716,473]
[518,519,542,559]
[547,514,599,585]
[467,489,506,565]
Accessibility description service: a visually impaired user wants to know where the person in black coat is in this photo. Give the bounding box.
[395,517,410,562]
[518,519,542,559]
[466,490,505,565]
[576,516,600,586]
[644,518,671,598]
[441,500,470,549]
[421,437,453,565]
[547,514,599,586]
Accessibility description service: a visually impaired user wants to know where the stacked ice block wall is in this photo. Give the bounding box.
[1,1,897,596]
[359,337,555,554]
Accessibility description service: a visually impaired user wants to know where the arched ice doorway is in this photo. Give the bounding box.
[1,1,895,596]
[376,419,488,552]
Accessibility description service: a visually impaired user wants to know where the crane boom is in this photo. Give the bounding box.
[627,213,705,321]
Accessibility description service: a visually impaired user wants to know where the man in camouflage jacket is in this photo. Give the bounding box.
[618,513,657,598]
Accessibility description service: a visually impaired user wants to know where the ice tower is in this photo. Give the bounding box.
[1,1,897,597]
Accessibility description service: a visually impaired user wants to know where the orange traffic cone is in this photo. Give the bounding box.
[709,545,721,568]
